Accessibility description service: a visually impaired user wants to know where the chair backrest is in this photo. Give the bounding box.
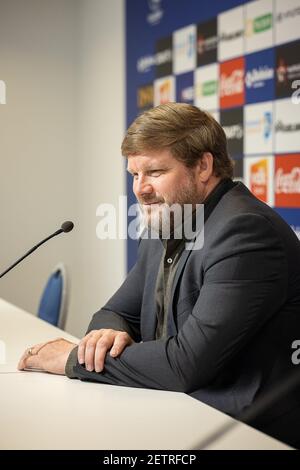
[37,263,68,330]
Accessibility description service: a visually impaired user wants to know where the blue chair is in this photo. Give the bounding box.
[38,263,68,330]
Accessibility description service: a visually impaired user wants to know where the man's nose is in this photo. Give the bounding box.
[134,178,153,197]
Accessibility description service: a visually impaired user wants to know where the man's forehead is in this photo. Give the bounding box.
[127,150,172,171]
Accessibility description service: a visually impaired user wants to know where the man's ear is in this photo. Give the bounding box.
[195,152,214,183]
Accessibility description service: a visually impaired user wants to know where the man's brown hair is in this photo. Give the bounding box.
[122,102,234,179]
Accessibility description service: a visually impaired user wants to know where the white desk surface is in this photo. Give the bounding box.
[0,298,291,450]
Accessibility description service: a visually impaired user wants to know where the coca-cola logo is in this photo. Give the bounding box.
[275,167,300,194]
[220,69,243,96]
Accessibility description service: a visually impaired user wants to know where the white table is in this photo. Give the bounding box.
[0,298,291,450]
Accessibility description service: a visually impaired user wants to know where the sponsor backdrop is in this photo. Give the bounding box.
[126,0,300,270]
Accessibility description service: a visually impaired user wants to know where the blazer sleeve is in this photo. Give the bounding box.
[85,240,148,342]
[68,213,287,393]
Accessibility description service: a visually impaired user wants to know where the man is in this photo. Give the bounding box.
[19,103,300,447]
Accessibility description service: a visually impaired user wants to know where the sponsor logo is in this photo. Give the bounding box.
[275,154,300,207]
[137,54,155,74]
[244,156,274,205]
[220,58,244,108]
[245,49,275,103]
[275,98,300,153]
[137,84,154,111]
[0,79,6,104]
[197,34,218,55]
[180,86,194,102]
[276,167,300,194]
[223,124,243,140]
[218,5,244,61]
[220,107,243,156]
[245,66,274,88]
[276,41,300,98]
[277,6,300,23]
[202,79,217,96]
[276,0,300,45]
[194,63,218,111]
[176,72,193,104]
[137,49,172,75]
[276,60,300,84]
[221,70,243,95]
[264,111,272,140]
[245,1,273,53]
[174,25,196,75]
[220,30,243,42]
[156,49,172,67]
[147,0,164,26]
[275,120,300,133]
[197,18,218,67]
[158,80,172,104]
[245,112,272,141]
[154,76,175,106]
[246,13,272,36]
[175,34,195,58]
[155,36,173,78]
[244,102,273,155]
[250,159,268,199]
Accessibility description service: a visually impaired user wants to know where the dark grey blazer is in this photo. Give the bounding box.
[72,182,300,446]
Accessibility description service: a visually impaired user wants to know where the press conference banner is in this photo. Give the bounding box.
[126,0,300,270]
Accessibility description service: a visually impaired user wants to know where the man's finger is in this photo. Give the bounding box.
[17,342,47,370]
[93,334,117,372]
[110,333,132,357]
[94,341,110,373]
[85,335,112,371]
[18,352,43,371]
[78,330,100,364]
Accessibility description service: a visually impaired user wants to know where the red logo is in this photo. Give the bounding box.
[220,57,244,109]
[275,154,300,208]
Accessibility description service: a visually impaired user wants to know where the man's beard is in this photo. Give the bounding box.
[139,174,200,238]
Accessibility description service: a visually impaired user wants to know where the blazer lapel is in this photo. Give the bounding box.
[167,179,237,335]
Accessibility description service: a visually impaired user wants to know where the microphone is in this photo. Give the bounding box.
[0,221,74,279]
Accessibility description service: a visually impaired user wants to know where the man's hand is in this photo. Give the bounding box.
[78,329,134,373]
[18,338,77,374]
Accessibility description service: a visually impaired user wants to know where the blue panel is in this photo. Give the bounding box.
[245,48,275,104]
[176,72,194,104]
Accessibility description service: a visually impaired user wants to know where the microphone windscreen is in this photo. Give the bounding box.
[61,221,74,233]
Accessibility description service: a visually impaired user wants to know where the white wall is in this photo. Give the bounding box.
[0,0,125,337]
[74,0,126,335]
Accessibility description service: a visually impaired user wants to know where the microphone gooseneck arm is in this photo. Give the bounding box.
[0,221,74,279]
